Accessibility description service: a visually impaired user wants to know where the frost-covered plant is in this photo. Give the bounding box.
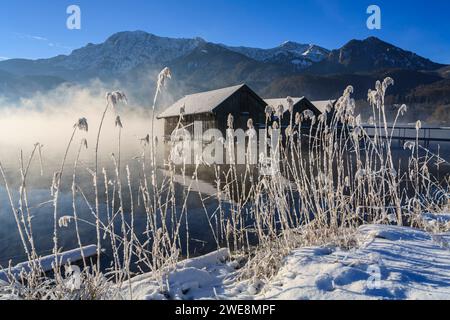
[2,74,449,300]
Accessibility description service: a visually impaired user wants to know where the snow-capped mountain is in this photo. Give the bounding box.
[0,31,329,86]
[53,31,207,75]
[0,31,447,105]
[224,41,330,70]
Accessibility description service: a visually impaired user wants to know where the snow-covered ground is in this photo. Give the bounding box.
[126,223,450,300]
[0,245,97,283]
[2,220,449,300]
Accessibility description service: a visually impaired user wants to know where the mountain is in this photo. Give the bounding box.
[262,69,443,101]
[0,31,206,81]
[0,31,447,114]
[56,31,206,77]
[0,69,66,100]
[0,31,302,103]
[168,42,292,91]
[306,37,445,75]
[224,41,330,71]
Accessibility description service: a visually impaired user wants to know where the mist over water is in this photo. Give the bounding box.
[0,83,171,265]
[0,82,165,166]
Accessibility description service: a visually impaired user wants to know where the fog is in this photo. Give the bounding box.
[0,82,172,265]
[0,81,166,170]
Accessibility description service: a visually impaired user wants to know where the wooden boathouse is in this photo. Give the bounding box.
[157,84,267,138]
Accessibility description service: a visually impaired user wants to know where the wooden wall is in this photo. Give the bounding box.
[214,85,266,134]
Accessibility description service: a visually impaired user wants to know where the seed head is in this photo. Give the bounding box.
[383,77,394,91]
[265,105,273,120]
[415,120,422,131]
[403,141,415,151]
[398,104,408,116]
[325,101,333,113]
[375,81,382,92]
[344,85,354,95]
[156,67,172,95]
[276,104,284,118]
[247,118,254,129]
[286,96,294,114]
[106,91,127,107]
[75,117,88,132]
[302,110,314,120]
[58,216,73,228]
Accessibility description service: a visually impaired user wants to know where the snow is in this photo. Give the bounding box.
[2,223,448,300]
[301,44,330,62]
[125,248,234,300]
[258,225,450,300]
[125,224,450,300]
[0,245,97,283]
[224,42,329,69]
[311,100,335,114]
[157,84,245,119]
[421,212,450,229]
[52,31,330,75]
[56,31,205,73]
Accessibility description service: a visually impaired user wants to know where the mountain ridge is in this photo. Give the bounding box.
[304,36,444,75]
[1,31,445,77]
[0,30,448,114]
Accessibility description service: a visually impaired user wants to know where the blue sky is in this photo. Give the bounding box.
[0,0,449,63]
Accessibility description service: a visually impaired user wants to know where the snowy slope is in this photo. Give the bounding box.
[126,224,450,300]
[2,223,449,300]
[224,41,330,70]
[258,225,450,300]
[124,249,234,300]
[53,31,206,74]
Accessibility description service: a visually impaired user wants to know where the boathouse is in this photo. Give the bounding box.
[157,84,267,138]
